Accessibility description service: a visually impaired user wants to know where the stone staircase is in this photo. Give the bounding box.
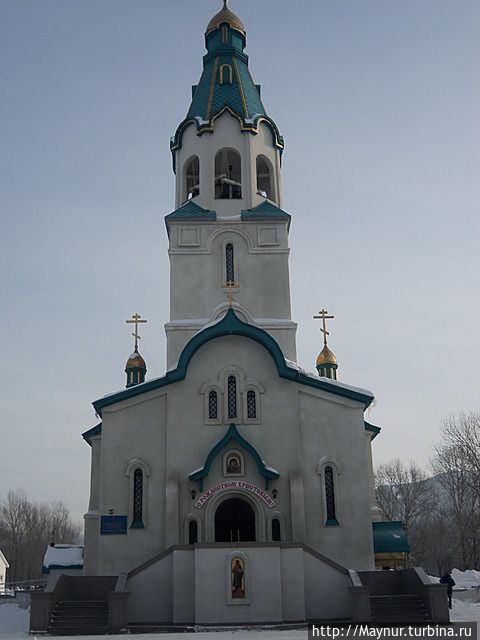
[370,594,431,624]
[48,600,109,635]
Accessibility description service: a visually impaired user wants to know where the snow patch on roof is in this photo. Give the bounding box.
[43,545,83,568]
[305,374,374,399]
[285,359,306,373]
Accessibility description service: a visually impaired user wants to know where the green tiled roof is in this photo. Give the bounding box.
[171,18,284,169]
[241,201,291,224]
[165,200,216,223]
[373,521,410,553]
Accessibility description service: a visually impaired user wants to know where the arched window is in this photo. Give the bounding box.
[220,64,233,84]
[225,243,235,284]
[185,156,200,201]
[227,376,237,419]
[133,468,143,524]
[256,156,274,201]
[126,458,150,528]
[324,466,337,523]
[208,390,218,420]
[221,26,228,45]
[215,150,241,199]
[246,390,256,419]
[189,520,198,545]
[271,518,281,542]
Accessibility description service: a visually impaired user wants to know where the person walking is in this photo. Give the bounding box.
[440,572,456,609]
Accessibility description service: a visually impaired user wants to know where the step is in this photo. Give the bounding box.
[51,610,109,617]
[48,627,110,635]
[56,600,109,607]
[51,617,109,624]
[370,606,427,613]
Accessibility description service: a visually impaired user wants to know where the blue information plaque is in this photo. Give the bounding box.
[100,515,128,535]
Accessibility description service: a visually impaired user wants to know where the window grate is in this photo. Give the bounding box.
[208,390,218,420]
[247,390,256,419]
[325,466,336,521]
[133,468,143,522]
[227,376,237,419]
[226,244,235,284]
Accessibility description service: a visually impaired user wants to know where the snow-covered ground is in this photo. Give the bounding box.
[1,598,479,640]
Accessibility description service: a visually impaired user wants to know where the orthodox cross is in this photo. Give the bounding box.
[126,313,147,350]
[313,309,334,346]
[225,281,236,307]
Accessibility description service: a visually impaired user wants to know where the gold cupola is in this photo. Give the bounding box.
[206,0,246,36]
[313,309,339,380]
[125,313,148,388]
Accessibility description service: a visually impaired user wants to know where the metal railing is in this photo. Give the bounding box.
[0,578,46,595]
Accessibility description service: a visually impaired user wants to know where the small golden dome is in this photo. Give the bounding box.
[316,345,337,367]
[206,1,245,36]
[125,349,146,370]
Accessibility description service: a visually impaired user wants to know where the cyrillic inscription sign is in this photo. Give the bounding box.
[195,481,275,508]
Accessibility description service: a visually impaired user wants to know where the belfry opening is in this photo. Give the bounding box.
[214,498,255,542]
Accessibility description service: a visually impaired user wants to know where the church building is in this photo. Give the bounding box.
[31,2,450,633]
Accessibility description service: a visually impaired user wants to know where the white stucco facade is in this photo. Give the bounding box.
[82,3,381,624]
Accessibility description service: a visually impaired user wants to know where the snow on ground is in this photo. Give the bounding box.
[1,600,480,640]
[451,597,480,623]
[429,568,480,591]
[0,603,29,639]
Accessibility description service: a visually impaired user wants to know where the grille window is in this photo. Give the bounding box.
[208,390,218,420]
[227,376,237,419]
[325,466,336,522]
[247,390,256,419]
[133,468,143,523]
[226,244,235,284]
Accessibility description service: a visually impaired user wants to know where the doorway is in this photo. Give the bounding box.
[214,498,255,542]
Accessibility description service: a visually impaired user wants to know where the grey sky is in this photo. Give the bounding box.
[1,0,479,523]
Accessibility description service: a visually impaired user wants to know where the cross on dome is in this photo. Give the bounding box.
[314,309,334,347]
[126,313,148,351]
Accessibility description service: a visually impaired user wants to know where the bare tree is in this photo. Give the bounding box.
[375,459,436,534]
[375,459,437,567]
[431,412,480,570]
[0,489,81,583]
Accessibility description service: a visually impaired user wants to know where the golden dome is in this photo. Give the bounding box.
[316,345,337,367]
[206,1,245,36]
[125,349,146,370]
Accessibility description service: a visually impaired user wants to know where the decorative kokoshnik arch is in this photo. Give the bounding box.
[189,423,279,490]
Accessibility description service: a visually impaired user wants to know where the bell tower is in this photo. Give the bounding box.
[164,1,297,368]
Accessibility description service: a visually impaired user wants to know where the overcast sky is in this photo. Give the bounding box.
[1,0,479,523]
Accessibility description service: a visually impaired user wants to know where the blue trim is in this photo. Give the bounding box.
[92,309,374,417]
[189,423,279,490]
[325,518,340,527]
[130,520,145,530]
[42,564,83,574]
[365,421,381,440]
[82,423,102,446]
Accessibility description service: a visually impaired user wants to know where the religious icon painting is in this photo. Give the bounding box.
[223,450,244,477]
[231,557,245,599]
